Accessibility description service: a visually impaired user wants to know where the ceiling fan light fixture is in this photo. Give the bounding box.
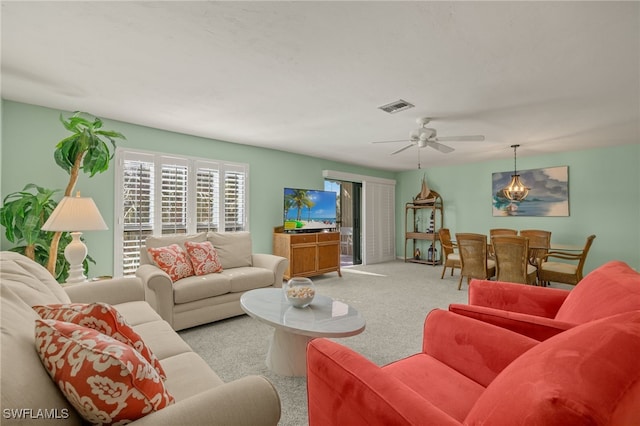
[502,144,529,201]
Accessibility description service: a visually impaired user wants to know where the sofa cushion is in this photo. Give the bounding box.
[132,320,195,361]
[0,251,71,306]
[173,273,232,304]
[159,352,225,401]
[111,301,164,326]
[465,310,640,425]
[383,353,484,422]
[141,232,207,265]
[184,240,223,275]
[147,244,195,282]
[32,302,166,379]
[555,261,640,323]
[35,319,174,425]
[0,285,81,422]
[224,267,275,293]
[208,231,253,269]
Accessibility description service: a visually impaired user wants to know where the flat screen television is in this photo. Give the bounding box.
[283,187,337,233]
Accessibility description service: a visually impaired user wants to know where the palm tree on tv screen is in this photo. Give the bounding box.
[286,190,314,221]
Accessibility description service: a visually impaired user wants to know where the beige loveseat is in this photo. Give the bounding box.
[136,232,288,331]
[0,251,281,425]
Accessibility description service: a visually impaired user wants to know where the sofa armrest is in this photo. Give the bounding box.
[468,279,569,317]
[64,276,144,304]
[252,253,288,288]
[307,338,460,426]
[132,375,281,426]
[448,304,576,341]
[422,309,538,387]
[136,264,174,325]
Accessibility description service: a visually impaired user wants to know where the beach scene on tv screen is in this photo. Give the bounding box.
[284,188,337,230]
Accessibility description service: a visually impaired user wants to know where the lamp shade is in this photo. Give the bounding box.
[42,194,108,232]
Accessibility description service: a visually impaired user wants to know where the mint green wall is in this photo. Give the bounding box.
[397,144,640,273]
[1,100,394,276]
[2,100,639,277]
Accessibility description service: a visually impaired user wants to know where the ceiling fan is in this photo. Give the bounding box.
[372,117,485,155]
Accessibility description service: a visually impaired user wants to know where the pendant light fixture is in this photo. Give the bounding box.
[502,144,529,201]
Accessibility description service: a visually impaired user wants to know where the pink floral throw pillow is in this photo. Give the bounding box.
[35,319,174,425]
[184,241,223,275]
[32,302,166,379]
[147,243,194,282]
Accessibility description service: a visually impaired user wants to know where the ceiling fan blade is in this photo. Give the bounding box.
[391,144,415,155]
[426,141,455,154]
[372,139,412,144]
[434,135,485,142]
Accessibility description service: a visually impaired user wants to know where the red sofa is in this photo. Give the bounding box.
[449,260,640,340]
[306,309,640,425]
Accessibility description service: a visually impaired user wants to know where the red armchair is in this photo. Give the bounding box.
[306,309,640,425]
[449,260,640,340]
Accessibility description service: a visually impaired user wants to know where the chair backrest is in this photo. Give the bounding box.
[456,233,491,279]
[491,235,530,284]
[519,229,551,265]
[489,228,517,237]
[575,234,596,279]
[438,228,455,257]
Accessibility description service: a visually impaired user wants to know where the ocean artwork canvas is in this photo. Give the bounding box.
[492,166,569,217]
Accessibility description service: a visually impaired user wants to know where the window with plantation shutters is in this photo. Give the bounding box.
[161,162,188,234]
[223,166,246,231]
[114,149,249,276]
[195,166,220,232]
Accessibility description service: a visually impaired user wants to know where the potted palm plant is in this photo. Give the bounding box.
[46,112,126,275]
[0,112,125,281]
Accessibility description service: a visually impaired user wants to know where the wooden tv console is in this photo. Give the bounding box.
[273,227,341,280]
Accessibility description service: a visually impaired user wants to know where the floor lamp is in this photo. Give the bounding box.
[41,192,108,283]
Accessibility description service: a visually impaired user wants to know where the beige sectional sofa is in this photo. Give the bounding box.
[136,231,288,331]
[0,251,281,425]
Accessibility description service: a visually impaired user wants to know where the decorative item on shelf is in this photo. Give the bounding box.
[427,244,437,262]
[427,211,435,233]
[413,174,436,205]
[414,248,421,260]
[284,277,316,308]
[502,144,530,202]
[41,192,108,284]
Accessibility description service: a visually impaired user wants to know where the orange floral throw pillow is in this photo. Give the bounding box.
[184,241,223,275]
[32,302,166,379]
[35,319,174,425]
[147,244,194,282]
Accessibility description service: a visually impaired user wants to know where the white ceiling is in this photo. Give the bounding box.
[2,1,639,172]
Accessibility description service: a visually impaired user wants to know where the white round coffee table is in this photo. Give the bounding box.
[240,287,366,377]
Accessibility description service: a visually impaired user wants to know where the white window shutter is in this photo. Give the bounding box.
[114,149,249,276]
[362,181,396,264]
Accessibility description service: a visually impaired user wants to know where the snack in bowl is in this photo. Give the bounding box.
[284,277,316,308]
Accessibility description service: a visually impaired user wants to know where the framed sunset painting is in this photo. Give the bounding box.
[492,166,569,217]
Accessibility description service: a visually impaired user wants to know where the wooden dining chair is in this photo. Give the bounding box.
[438,228,460,279]
[491,235,537,285]
[538,235,596,286]
[519,229,551,275]
[488,229,518,258]
[455,233,496,290]
[489,228,518,237]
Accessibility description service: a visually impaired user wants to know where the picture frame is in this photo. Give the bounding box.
[492,166,569,217]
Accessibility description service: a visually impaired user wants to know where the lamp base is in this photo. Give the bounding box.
[65,231,87,284]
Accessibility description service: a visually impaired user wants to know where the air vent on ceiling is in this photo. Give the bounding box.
[378,99,415,114]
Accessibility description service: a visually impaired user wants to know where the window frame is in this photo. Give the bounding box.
[114,148,249,276]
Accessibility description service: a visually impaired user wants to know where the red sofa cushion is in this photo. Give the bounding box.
[466,310,640,424]
[555,261,640,323]
[383,354,484,422]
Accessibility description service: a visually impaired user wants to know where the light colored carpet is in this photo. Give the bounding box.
[179,260,571,425]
